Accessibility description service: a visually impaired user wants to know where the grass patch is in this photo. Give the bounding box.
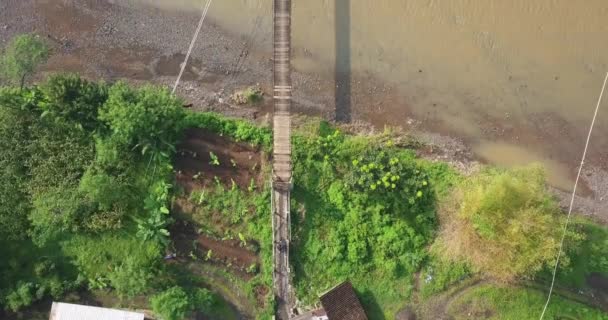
[447,284,608,320]
[419,252,471,299]
[553,218,608,287]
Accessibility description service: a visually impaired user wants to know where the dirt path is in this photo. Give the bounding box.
[185,263,255,320]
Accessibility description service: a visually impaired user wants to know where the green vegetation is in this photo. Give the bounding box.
[447,284,608,320]
[0,74,183,311]
[437,166,578,282]
[291,121,606,319]
[0,34,49,89]
[554,218,608,287]
[186,175,275,317]
[150,286,214,320]
[0,66,605,319]
[0,74,275,318]
[291,122,440,316]
[419,251,471,299]
[182,111,272,150]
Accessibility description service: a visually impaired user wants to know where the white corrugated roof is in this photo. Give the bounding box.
[50,302,145,320]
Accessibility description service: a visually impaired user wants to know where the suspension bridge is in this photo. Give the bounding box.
[271,0,294,318]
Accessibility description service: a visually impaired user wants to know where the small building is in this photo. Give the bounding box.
[319,281,368,320]
[49,302,145,320]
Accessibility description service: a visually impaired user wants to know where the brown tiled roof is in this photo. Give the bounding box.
[320,282,368,320]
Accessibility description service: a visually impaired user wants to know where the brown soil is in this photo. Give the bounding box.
[171,219,258,279]
[171,128,265,279]
[174,128,264,193]
[36,0,100,35]
[254,285,270,309]
[154,53,202,81]
[173,196,251,239]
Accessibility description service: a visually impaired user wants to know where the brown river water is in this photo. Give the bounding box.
[132,0,608,190]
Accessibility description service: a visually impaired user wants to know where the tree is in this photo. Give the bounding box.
[1,34,49,89]
[437,166,577,282]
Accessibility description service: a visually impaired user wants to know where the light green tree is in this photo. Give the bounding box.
[438,166,581,282]
[1,34,49,89]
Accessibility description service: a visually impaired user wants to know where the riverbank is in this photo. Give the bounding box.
[0,0,606,223]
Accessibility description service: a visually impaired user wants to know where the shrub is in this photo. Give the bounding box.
[437,166,578,282]
[135,181,172,245]
[190,288,214,313]
[29,187,92,246]
[5,282,35,312]
[39,74,108,132]
[0,105,32,240]
[61,234,160,291]
[150,286,215,320]
[99,82,185,163]
[232,86,263,104]
[150,287,191,320]
[108,256,152,299]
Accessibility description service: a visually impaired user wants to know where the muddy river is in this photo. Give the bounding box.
[102,1,608,189]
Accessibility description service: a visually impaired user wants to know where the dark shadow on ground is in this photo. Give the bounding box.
[335,0,351,123]
[358,288,386,320]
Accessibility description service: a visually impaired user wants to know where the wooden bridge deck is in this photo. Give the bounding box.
[272,0,293,319]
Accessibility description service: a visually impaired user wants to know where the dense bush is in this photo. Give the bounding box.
[0,76,183,310]
[183,112,272,149]
[291,122,438,313]
[150,286,215,320]
[437,166,578,282]
[554,219,608,287]
[150,286,191,320]
[99,82,185,162]
[0,101,32,240]
[39,74,108,132]
[61,234,160,293]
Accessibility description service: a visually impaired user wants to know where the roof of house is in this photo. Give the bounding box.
[319,281,368,320]
[49,302,145,320]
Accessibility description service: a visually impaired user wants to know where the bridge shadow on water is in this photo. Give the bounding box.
[335,0,352,123]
